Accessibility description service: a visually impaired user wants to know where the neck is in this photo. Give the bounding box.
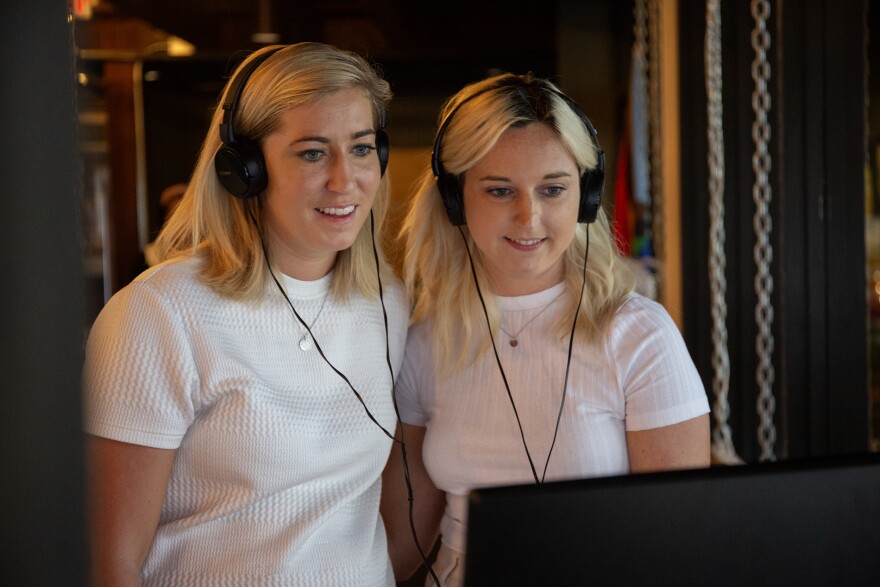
[276,256,336,281]
[489,275,565,297]
[266,236,337,282]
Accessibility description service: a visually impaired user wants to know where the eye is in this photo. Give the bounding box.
[487,186,513,198]
[352,143,376,157]
[543,185,566,198]
[299,149,325,162]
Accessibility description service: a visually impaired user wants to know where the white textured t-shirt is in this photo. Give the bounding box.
[396,285,709,553]
[84,258,408,586]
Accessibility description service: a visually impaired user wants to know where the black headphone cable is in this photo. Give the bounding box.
[249,206,438,584]
[249,206,398,442]
[368,212,441,586]
[459,225,589,484]
[223,51,425,578]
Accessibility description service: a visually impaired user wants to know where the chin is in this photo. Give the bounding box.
[326,234,362,254]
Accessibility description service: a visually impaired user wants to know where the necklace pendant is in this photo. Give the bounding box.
[299,335,313,351]
[509,339,518,348]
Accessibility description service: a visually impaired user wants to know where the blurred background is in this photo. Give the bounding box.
[1,0,877,584]
[72,0,635,316]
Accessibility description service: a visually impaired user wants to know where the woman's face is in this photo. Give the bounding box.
[261,86,382,280]
[462,122,580,296]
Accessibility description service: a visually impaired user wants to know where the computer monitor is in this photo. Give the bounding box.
[465,453,880,585]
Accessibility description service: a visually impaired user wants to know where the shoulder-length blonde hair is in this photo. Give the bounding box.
[155,42,393,300]
[401,73,635,374]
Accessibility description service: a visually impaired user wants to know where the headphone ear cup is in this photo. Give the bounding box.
[437,172,466,226]
[214,138,269,199]
[376,128,390,177]
[578,144,605,224]
[578,166,603,224]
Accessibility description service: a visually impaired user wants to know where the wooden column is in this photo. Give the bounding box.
[104,60,143,293]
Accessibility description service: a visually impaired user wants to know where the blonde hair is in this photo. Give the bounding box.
[155,42,393,300]
[401,73,635,374]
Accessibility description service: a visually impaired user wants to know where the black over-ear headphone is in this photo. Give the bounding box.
[431,77,605,225]
[214,46,391,199]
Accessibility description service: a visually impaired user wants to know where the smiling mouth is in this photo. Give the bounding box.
[506,237,545,246]
[317,205,356,216]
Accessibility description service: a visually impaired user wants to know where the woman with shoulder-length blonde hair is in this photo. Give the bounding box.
[382,73,709,586]
[85,42,407,586]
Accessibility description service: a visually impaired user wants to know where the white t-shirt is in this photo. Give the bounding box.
[396,284,709,553]
[84,257,408,586]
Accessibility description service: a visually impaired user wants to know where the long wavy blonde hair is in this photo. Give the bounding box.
[155,42,394,300]
[401,73,635,375]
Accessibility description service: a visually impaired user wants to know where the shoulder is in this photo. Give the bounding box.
[95,258,216,327]
[127,257,223,307]
[612,293,676,329]
[131,256,204,292]
[606,293,683,348]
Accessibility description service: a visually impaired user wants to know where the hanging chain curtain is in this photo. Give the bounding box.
[750,0,777,462]
[705,0,777,463]
[705,0,742,464]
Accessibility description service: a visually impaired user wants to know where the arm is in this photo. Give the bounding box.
[86,434,177,587]
[626,414,710,473]
[380,423,446,581]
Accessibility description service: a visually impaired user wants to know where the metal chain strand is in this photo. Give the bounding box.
[647,0,664,299]
[750,0,777,462]
[705,0,741,464]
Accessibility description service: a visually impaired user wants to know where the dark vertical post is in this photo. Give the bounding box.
[0,1,86,584]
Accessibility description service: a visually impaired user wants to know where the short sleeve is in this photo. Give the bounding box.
[608,295,710,431]
[83,279,199,448]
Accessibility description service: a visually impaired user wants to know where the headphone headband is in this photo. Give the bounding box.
[218,47,284,147]
[431,76,604,225]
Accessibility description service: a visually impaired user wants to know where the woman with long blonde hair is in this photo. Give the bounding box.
[85,42,407,586]
[382,73,709,586]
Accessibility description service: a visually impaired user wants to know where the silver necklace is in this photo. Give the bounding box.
[499,291,565,347]
[297,292,329,351]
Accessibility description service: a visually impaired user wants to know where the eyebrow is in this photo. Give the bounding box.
[290,128,376,146]
[477,171,574,182]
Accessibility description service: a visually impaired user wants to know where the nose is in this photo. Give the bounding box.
[326,153,353,193]
[513,194,538,227]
